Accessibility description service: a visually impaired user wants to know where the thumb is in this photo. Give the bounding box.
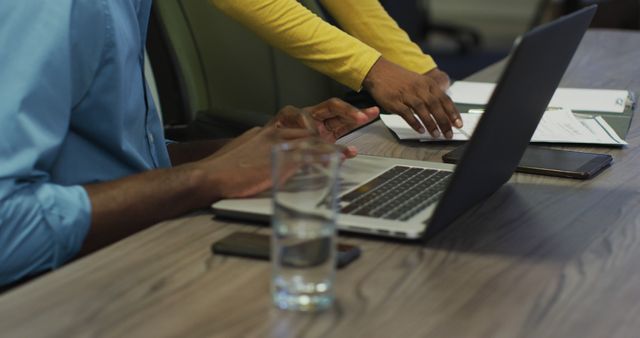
[361,106,380,119]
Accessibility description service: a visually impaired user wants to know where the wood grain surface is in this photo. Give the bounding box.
[0,29,639,338]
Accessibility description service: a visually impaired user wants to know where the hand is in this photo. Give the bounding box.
[424,68,451,92]
[196,125,313,199]
[270,98,380,142]
[269,98,379,158]
[363,58,462,139]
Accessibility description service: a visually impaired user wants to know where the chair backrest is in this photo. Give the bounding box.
[150,0,344,137]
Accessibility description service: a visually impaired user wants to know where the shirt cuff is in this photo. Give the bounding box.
[411,54,438,75]
[352,51,383,92]
[34,184,92,267]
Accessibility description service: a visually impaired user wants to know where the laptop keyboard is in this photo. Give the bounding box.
[340,166,452,221]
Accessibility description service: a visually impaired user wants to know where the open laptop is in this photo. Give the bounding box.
[212,6,597,241]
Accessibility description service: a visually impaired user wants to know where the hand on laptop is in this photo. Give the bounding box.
[195,125,313,199]
[363,58,462,139]
[270,98,379,155]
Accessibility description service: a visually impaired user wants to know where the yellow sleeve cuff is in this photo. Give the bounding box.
[321,0,437,75]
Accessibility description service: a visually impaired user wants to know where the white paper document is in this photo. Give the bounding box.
[380,109,627,146]
[449,81,630,113]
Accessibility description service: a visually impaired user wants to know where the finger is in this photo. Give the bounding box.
[271,127,314,141]
[332,124,353,139]
[271,105,301,127]
[300,109,320,136]
[393,104,425,134]
[420,92,453,139]
[324,117,350,131]
[407,99,440,138]
[415,76,455,138]
[316,118,345,141]
[322,106,380,138]
[420,78,457,137]
[324,119,351,140]
[430,109,453,139]
[361,106,381,120]
[313,98,366,124]
[441,94,462,128]
[338,145,358,159]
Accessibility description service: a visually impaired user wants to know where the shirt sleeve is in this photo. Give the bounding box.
[210,0,382,90]
[0,1,104,286]
[320,0,438,75]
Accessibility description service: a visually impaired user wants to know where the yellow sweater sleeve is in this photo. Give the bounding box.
[320,0,437,74]
[210,0,382,90]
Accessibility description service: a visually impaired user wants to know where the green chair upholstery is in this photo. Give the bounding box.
[151,0,345,138]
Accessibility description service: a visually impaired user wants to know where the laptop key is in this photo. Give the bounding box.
[341,166,412,202]
[339,166,451,220]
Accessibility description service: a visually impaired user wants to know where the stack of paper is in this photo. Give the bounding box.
[380,108,627,146]
[448,81,630,113]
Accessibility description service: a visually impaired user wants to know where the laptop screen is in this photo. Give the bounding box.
[424,6,597,240]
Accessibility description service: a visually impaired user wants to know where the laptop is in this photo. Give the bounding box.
[212,6,597,241]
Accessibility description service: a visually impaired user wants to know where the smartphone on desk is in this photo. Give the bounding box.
[443,145,613,179]
[211,232,361,269]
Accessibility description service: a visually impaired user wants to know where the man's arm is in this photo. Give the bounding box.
[81,126,310,254]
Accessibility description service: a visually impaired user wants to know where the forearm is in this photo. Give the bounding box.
[320,0,437,74]
[81,163,213,254]
[83,126,312,254]
[0,164,214,285]
[210,0,381,90]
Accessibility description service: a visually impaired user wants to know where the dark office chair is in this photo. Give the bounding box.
[380,0,553,80]
[561,0,639,29]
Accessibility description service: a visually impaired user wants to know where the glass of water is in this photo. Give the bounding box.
[271,138,341,312]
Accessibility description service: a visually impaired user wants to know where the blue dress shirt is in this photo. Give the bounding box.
[0,0,171,286]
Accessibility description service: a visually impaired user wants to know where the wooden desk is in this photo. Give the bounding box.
[1,29,639,338]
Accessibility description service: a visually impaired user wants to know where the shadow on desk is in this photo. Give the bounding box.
[423,182,638,263]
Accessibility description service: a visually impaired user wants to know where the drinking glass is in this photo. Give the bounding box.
[271,138,341,312]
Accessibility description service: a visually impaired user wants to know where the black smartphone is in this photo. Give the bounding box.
[211,232,361,269]
[443,145,613,179]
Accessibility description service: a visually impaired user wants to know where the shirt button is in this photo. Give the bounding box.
[148,132,155,143]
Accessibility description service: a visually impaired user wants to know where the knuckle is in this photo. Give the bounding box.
[426,96,439,107]
[281,105,298,113]
[392,104,410,116]
[402,107,415,117]
[389,92,403,103]
[411,101,427,112]
[327,97,343,106]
